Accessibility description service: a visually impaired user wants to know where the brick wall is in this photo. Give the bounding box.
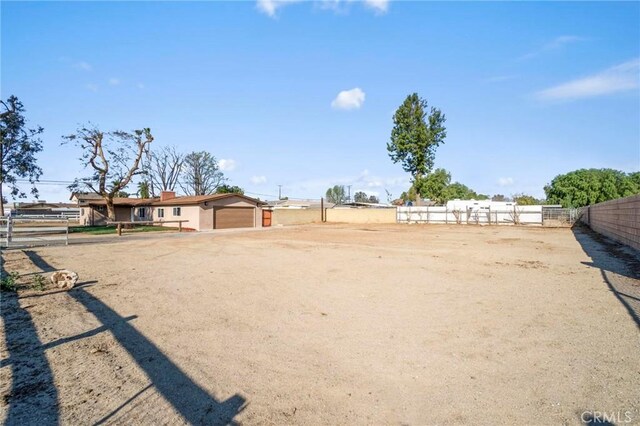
[582,194,640,251]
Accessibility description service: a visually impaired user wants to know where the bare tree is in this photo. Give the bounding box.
[179,151,226,196]
[145,145,184,197]
[63,125,153,220]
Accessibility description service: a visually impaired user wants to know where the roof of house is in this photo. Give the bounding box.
[79,197,155,206]
[77,193,266,207]
[152,193,267,206]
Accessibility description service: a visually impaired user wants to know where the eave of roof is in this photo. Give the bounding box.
[80,193,266,207]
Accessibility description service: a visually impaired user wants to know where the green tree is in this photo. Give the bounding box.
[137,181,150,198]
[0,96,43,216]
[325,185,347,204]
[491,194,507,202]
[64,125,153,220]
[544,168,639,208]
[387,93,446,183]
[441,182,477,202]
[368,195,379,203]
[512,193,537,205]
[354,191,368,202]
[415,168,451,204]
[216,184,244,194]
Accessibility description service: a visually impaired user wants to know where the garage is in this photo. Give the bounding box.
[213,207,255,229]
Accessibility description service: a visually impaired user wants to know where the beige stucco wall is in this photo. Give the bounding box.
[80,206,132,225]
[582,194,640,251]
[271,209,322,226]
[325,208,397,224]
[151,205,201,231]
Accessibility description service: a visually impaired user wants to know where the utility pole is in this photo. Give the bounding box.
[347,185,352,202]
[278,185,282,200]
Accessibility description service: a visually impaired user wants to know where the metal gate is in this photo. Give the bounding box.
[1,217,69,248]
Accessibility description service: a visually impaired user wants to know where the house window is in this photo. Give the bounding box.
[173,207,181,216]
[96,205,106,213]
[138,207,146,218]
[81,208,85,215]
[158,208,164,218]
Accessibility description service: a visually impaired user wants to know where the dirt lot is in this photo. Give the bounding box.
[1,224,639,425]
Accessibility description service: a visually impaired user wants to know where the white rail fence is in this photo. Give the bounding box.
[1,217,69,248]
[397,206,544,225]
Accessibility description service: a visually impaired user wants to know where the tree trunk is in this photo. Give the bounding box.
[0,183,4,217]
[106,198,116,222]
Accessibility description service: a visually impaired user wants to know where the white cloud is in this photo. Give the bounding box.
[251,175,268,185]
[331,87,366,110]
[257,0,389,17]
[363,0,389,14]
[534,58,639,102]
[498,177,514,186]
[108,78,120,86]
[519,35,586,60]
[74,61,92,71]
[256,0,300,17]
[218,159,237,171]
[85,83,99,92]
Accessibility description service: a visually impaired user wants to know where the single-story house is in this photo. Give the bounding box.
[74,191,267,231]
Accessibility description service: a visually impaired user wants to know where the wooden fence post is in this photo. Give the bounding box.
[117,223,122,236]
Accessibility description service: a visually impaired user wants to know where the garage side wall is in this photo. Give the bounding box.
[582,194,640,251]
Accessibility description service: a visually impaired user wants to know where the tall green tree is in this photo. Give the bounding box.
[64,125,153,220]
[0,96,43,216]
[544,168,639,208]
[387,93,446,184]
[325,185,346,204]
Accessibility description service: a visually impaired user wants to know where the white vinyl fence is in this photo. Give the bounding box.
[1,217,69,248]
[397,206,543,225]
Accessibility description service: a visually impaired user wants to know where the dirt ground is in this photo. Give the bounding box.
[1,224,639,425]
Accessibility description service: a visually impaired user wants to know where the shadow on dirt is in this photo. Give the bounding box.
[572,224,640,330]
[0,263,59,425]
[2,250,247,425]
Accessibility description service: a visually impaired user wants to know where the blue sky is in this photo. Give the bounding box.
[2,0,639,202]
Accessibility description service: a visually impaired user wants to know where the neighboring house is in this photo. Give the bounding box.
[6,201,80,217]
[74,191,267,231]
